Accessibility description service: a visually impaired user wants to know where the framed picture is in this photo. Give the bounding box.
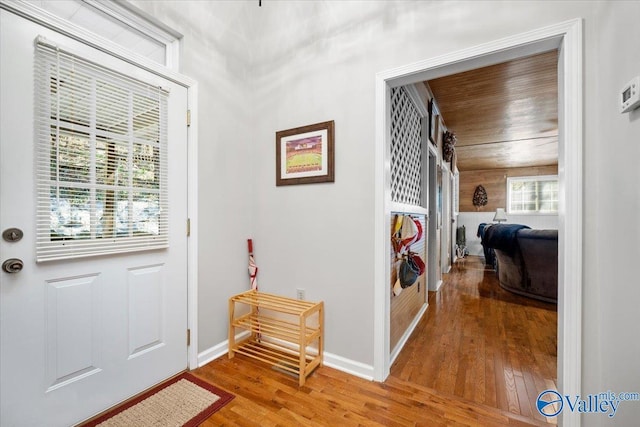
[276,120,335,186]
[429,99,439,145]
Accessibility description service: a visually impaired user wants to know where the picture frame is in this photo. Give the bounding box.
[429,98,439,145]
[276,120,335,186]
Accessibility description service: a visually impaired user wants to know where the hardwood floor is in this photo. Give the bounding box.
[193,355,547,426]
[390,256,557,424]
[191,256,556,426]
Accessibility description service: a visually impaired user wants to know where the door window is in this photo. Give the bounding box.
[35,38,169,261]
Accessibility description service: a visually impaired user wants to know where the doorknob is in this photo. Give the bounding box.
[2,258,23,274]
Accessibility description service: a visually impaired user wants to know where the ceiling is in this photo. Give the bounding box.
[426,50,558,172]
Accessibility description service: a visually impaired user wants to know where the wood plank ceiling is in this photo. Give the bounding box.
[426,50,558,171]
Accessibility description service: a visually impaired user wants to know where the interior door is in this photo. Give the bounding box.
[0,10,188,427]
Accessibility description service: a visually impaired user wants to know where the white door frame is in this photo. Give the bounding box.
[0,0,200,370]
[374,19,583,427]
[427,147,440,292]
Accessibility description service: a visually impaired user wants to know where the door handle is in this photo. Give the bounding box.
[2,258,24,274]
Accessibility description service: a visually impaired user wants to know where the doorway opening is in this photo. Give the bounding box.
[374,19,583,427]
[392,50,560,421]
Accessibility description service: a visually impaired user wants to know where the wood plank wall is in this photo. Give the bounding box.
[459,165,558,213]
[390,214,427,351]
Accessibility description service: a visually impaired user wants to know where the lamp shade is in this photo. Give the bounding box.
[493,208,507,223]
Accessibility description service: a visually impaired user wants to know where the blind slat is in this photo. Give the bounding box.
[35,38,169,262]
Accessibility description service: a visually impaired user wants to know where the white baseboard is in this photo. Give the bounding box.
[197,331,249,367]
[389,302,428,365]
[429,279,442,292]
[197,333,375,381]
[322,351,374,381]
[197,342,226,367]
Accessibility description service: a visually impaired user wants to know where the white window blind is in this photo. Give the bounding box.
[34,37,169,262]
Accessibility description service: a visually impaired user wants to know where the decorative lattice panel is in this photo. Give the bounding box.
[390,87,423,205]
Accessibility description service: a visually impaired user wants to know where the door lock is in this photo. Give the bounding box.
[2,228,23,242]
[2,258,24,274]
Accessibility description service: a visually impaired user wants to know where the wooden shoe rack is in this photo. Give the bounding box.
[228,290,324,386]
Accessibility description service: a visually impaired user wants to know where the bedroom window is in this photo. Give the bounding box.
[507,175,558,214]
[35,38,168,262]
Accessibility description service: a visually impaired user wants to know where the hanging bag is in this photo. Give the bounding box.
[399,257,420,288]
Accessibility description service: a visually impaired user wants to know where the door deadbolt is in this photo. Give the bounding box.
[2,228,23,242]
[2,258,24,274]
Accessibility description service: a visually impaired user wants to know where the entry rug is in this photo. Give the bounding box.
[82,373,234,427]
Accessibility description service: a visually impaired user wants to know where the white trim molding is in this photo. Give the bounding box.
[198,335,375,382]
[322,352,374,381]
[186,84,199,370]
[198,343,227,368]
[198,331,250,368]
[556,19,584,427]
[404,83,429,118]
[389,303,428,366]
[86,0,182,70]
[0,1,186,83]
[431,279,443,293]
[374,18,583,427]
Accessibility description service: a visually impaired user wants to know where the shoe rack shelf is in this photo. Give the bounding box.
[228,290,324,386]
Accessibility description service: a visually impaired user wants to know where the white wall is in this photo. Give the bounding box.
[458,213,559,257]
[590,3,640,427]
[131,2,640,424]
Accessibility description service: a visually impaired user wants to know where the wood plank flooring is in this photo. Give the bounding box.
[193,355,547,426]
[191,256,556,426]
[390,256,557,424]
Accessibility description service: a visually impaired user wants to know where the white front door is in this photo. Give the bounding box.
[0,10,188,427]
